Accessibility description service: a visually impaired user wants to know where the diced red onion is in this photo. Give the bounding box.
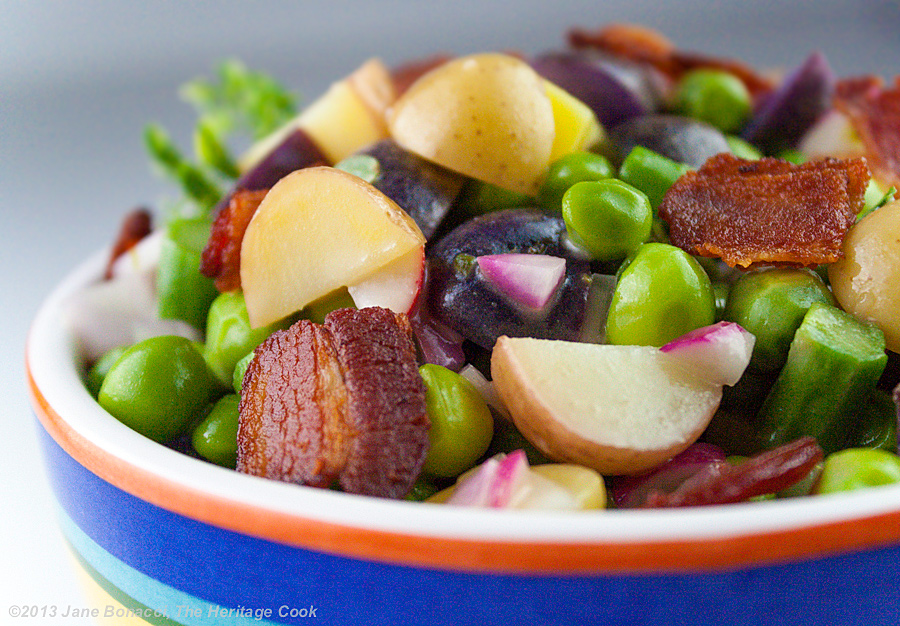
[459,364,511,420]
[660,321,755,386]
[446,450,530,508]
[409,309,466,372]
[476,253,566,310]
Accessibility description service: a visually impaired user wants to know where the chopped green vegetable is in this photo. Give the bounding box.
[194,118,240,179]
[858,181,897,221]
[757,302,888,455]
[617,146,692,210]
[156,215,220,330]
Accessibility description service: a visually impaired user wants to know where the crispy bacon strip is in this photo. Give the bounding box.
[104,208,152,280]
[199,188,268,292]
[642,437,823,507]
[659,153,869,268]
[568,23,774,99]
[835,76,900,192]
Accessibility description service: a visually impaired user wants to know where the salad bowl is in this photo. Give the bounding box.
[25,18,900,625]
[27,246,900,626]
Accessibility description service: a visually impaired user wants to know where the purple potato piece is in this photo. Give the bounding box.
[426,209,592,349]
[741,51,836,154]
[214,128,327,213]
[609,114,731,168]
[358,140,465,239]
[531,50,663,129]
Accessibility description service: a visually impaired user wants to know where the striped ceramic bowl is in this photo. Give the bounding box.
[27,249,900,626]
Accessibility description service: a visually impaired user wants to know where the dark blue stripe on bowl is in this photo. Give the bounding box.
[36,419,900,626]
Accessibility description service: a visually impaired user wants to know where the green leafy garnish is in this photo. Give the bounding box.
[180,59,298,142]
[144,124,223,212]
[144,60,299,216]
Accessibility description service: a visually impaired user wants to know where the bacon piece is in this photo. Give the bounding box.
[237,307,429,499]
[568,23,774,99]
[238,320,351,488]
[104,208,152,280]
[199,188,268,292]
[391,54,452,96]
[658,153,869,268]
[324,307,430,497]
[642,437,823,507]
[834,76,900,192]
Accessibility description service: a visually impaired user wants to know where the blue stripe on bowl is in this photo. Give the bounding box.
[37,420,900,626]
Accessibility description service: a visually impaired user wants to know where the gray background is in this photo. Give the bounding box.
[4,2,900,622]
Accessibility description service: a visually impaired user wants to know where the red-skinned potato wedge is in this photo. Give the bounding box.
[491,337,727,475]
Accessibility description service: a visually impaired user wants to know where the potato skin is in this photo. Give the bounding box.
[829,200,900,353]
[388,53,555,195]
[490,336,718,476]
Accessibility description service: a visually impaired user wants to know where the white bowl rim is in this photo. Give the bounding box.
[26,246,900,570]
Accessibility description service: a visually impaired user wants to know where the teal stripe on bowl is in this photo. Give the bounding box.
[58,505,285,626]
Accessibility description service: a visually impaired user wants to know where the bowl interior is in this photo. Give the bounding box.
[26,246,900,573]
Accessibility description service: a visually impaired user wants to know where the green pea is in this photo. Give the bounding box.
[99,335,219,443]
[404,477,442,502]
[723,267,835,371]
[617,146,692,210]
[846,389,898,452]
[232,350,255,394]
[204,290,289,387]
[419,364,494,478]
[562,179,652,261]
[538,151,615,212]
[725,135,763,160]
[814,448,900,494]
[457,179,532,217]
[606,242,715,347]
[300,287,356,324]
[674,69,752,133]
[85,345,129,398]
[192,394,240,467]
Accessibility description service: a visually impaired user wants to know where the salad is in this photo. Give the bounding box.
[67,23,900,510]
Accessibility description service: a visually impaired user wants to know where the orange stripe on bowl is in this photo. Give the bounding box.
[28,366,900,575]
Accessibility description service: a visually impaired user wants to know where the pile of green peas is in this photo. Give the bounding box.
[88,287,498,489]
